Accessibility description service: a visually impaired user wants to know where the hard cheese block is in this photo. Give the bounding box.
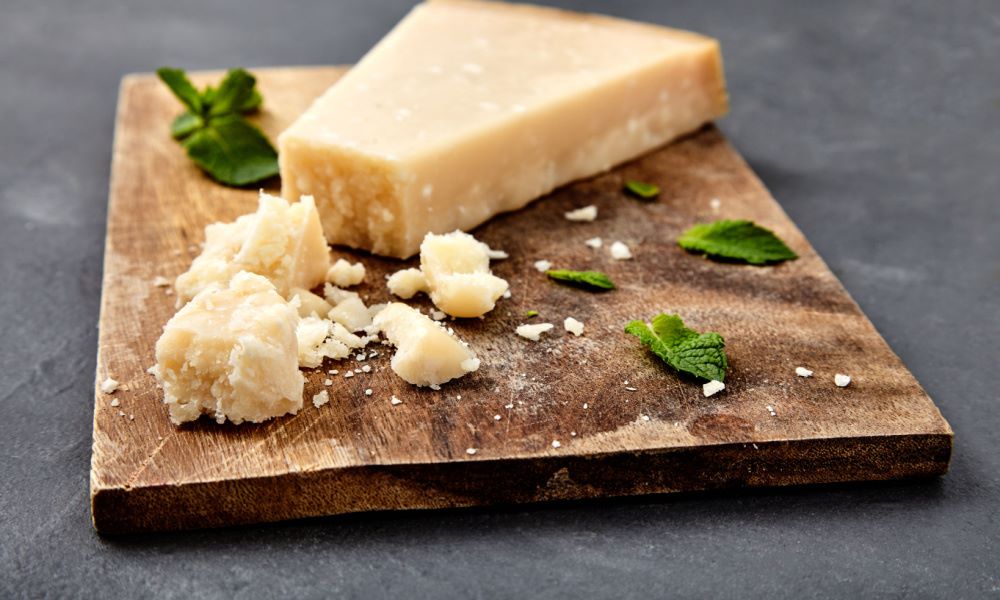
[279,0,728,258]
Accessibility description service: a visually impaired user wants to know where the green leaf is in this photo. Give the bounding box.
[525,310,539,318]
[624,180,660,200]
[182,114,278,186]
[240,88,263,113]
[156,67,202,114]
[207,68,258,117]
[546,269,615,291]
[170,112,203,140]
[625,313,727,382]
[678,219,798,265]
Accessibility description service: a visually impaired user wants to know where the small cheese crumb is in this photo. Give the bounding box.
[504,403,514,409]
[551,440,561,449]
[516,323,555,341]
[466,448,478,455]
[702,380,726,397]
[563,317,584,336]
[766,405,777,416]
[502,289,511,299]
[331,369,339,375]
[610,241,632,260]
[584,237,603,249]
[110,398,121,408]
[430,384,442,390]
[390,395,403,405]
[533,259,552,272]
[709,197,722,213]
[361,365,372,373]
[326,259,366,287]
[835,373,852,387]
[625,386,637,392]
[324,378,333,386]
[570,431,577,437]
[641,415,650,421]
[795,366,813,378]
[312,390,330,408]
[386,268,429,299]
[344,371,354,378]
[100,377,119,394]
[364,388,373,396]
[564,205,597,222]
[493,414,502,421]
[152,276,171,288]
[486,248,508,260]
[431,309,447,321]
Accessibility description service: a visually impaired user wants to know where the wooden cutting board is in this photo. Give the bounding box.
[90,67,952,534]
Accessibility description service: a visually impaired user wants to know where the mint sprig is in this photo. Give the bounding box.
[157,67,278,187]
[546,269,615,291]
[678,219,797,265]
[625,313,727,382]
[624,180,660,200]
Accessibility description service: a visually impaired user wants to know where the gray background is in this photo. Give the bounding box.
[2,0,998,598]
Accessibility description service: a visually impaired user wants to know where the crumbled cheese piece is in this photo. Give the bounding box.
[516,323,554,341]
[386,268,429,299]
[583,403,589,409]
[296,316,367,368]
[361,365,372,373]
[390,395,403,405]
[373,303,480,386]
[155,272,303,425]
[502,289,511,299]
[641,415,650,421]
[430,384,442,390]
[584,237,603,249]
[355,353,366,361]
[625,386,637,392]
[709,197,721,212]
[466,448,478,455]
[326,258,366,287]
[344,371,354,378]
[835,373,852,387]
[563,317,584,336]
[795,366,813,378]
[533,259,552,272]
[174,193,329,304]
[331,369,339,375]
[766,405,777,416]
[364,388,373,396]
[431,309,447,321]
[324,379,333,386]
[486,248,509,260]
[100,377,120,394]
[152,276,171,288]
[493,414,502,421]
[327,292,373,332]
[564,205,598,222]
[289,287,333,318]
[610,240,632,260]
[702,379,725,397]
[504,403,514,409]
[551,440,561,449]
[419,231,509,318]
[109,398,121,408]
[312,390,330,408]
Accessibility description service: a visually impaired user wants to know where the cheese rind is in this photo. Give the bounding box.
[175,193,330,303]
[373,302,479,386]
[279,0,728,257]
[155,272,303,425]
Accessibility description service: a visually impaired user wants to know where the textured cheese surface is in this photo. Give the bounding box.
[280,0,728,257]
[373,302,480,386]
[175,193,330,303]
[154,272,303,425]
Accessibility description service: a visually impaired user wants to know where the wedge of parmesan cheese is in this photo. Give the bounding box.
[279,0,728,257]
[154,272,303,425]
[373,302,480,386]
[175,193,329,304]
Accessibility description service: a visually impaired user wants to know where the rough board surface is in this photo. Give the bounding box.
[91,67,951,534]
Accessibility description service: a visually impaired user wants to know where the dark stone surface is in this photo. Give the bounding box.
[1,0,996,597]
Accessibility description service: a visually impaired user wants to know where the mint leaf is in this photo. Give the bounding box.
[157,67,277,187]
[526,310,539,318]
[624,180,660,200]
[625,313,727,382]
[170,112,203,139]
[678,219,797,265]
[182,115,278,186]
[546,269,615,291]
[156,67,202,114]
[207,68,257,117]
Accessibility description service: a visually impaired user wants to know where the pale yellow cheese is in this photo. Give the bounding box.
[154,272,303,425]
[326,259,366,287]
[289,287,333,318]
[279,0,727,257]
[386,268,428,299]
[373,302,480,386]
[175,193,330,303]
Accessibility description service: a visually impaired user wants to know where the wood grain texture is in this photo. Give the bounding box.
[91,67,952,534]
